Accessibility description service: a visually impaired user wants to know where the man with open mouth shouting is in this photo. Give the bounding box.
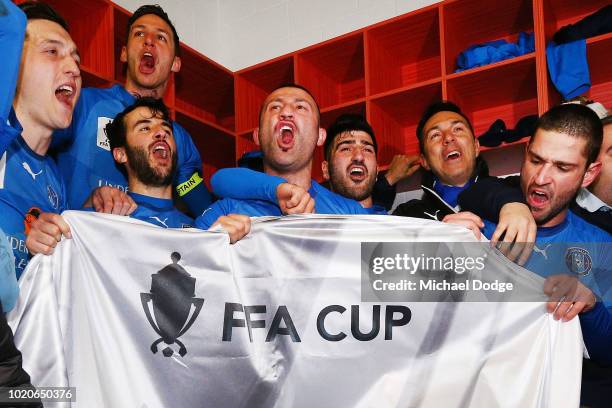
[50,4,212,217]
[0,1,80,279]
[26,98,250,256]
[321,114,394,215]
[195,84,368,229]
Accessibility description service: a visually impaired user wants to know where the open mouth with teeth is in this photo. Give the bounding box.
[139,52,156,74]
[150,141,171,161]
[348,166,367,182]
[528,188,549,208]
[276,122,295,150]
[55,83,75,107]
[444,150,461,161]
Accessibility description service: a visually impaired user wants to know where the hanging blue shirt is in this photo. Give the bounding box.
[196,171,367,229]
[128,192,193,228]
[51,84,211,213]
[0,0,26,155]
[0,132,68,278]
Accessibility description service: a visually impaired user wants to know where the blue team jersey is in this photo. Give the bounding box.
[483,211,612,301]
[51,84,208,211]
[0,135,67,278]
[128,192,193,228]
[195,180,367,229]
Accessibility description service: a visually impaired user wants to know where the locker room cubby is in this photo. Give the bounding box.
[25,0,612,181]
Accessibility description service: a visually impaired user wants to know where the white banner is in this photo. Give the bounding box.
[9,212,582,407]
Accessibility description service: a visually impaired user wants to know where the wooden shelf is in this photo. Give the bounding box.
[175,111,235,189]
[442,0,534,75]
[366,6,441,95]
[236,131,259,161]
[46,0,114,81]
[81,67,114,89]
[542,0,610,41]
[586,34,612,109]
[479,136,530,152]
[174,46,235,133]
[369,82,443,162]
[446,55,538,136]
[296,33,365,110]
[235,56,294,133]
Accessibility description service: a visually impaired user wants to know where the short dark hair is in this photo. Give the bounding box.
[258,83,321,126]
[19,1,69,32]
[105,97,171,152]
[534,104,603,166]
[324,113,377,161]
[602,115,612,127]
[128,4,180,56]
[416,101,474,153]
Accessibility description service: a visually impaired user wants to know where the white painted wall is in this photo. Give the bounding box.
[113,0,440,71]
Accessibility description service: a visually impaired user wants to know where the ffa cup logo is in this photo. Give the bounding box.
[565,247,592,276]
[47,186,59,209]
[141,252,204,357]
[97,117,113,151]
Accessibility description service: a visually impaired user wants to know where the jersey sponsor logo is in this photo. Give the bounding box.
[533,243,552,260]
[24,207,41,236]
[47,185,59,209]
[97,179,128,192]
[7,234,28,255]
[149,216,169,228]
[423,210,441,221]
[22,162,43,180]
[97,117,113,151]
[176,172,203,197]
[565,247,592,276]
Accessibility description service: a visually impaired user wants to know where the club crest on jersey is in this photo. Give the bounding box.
[47,185,59,209]
[564,247,592,276]
[97,117,113,151]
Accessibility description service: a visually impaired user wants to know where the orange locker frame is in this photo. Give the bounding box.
[236,0,611,179]
[20,0,611,183]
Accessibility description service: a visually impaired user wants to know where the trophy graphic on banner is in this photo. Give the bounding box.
[141,252,204,357]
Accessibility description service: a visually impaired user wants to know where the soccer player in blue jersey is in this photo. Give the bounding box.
[50,4,211,216]
[26,98,250,256]
[321,114,417,215]
[196,84,370,229]
[0,1,81,278]
[480,104,611,366]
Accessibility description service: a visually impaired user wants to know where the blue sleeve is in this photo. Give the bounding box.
[211,168,285,203]
[194,200,231,230]
[580,302,612,365]
[0,0,26,155]
[172,122,212,216]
